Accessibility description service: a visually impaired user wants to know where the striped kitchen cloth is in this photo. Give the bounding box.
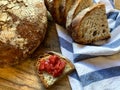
[56,0,120,90]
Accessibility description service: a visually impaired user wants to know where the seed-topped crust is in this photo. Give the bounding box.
[0,0,47,66]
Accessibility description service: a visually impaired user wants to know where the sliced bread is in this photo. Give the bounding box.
[73,0,93,18]
[69,3,111,44]
[45,0,62,24]
[36,51,75,88]
[66,0,93,28]
[61,0,76,26]
[44,0,53,12]
[52,0,62,24]
[59,0,66,26]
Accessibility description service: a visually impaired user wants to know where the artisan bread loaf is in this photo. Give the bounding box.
[66,0,93,28]
[69,3,111,44]
[0,0,47,66]
[36,51,75,88]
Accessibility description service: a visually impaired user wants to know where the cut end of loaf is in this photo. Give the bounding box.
[70,3,111,44]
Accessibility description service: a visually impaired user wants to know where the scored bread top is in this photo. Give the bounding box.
[0,0,47,66]
[0,0,47,51]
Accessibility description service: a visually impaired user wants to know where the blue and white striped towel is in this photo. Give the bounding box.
[56,0,120,90]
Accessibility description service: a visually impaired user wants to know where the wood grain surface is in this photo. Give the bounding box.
[0,21,71,90]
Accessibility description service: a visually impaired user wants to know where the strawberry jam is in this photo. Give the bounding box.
[39,55,66,77]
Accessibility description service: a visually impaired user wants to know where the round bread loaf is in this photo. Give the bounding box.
[0,0,47,66]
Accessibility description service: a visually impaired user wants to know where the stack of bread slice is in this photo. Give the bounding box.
[66,0,93,28]
[45,0,93,27]
[45,0,111,44]
[69,3,111,44]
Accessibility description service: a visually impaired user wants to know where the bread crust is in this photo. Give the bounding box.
[66,0,81,28]
[36,51,75,88]
[52,0,62,24]
[59,0,66,26]
[66,0,93,28]
[69,3,111,44]
[61,0,76,26]
[45,0,92,27]
[44,0,53,13]
[73,0,93,18]
[0,0,47,67]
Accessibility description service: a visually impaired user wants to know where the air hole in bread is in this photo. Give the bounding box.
[103,29,106,33]
[102,24,105,27]
[82,34,84,38]
[93,31,97,36]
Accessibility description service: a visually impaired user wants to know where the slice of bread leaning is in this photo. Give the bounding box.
[52,0,62,24]
[66,0,93,28]
[61,0,77,26]
[59,0,66,26]
[45,0,62,24]
[44,0,53,12]
[69,3,111,44]
[73,0,93,18]
[36,51,75,88]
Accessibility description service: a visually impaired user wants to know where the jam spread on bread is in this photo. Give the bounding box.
[39,55,66,77]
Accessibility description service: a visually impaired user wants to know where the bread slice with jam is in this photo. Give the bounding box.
[36,51,75,88]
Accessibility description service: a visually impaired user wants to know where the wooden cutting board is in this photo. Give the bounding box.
[0,21,72,90]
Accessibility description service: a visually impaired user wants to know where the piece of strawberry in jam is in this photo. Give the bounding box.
[53,59,66,77]
[49,55,59,65]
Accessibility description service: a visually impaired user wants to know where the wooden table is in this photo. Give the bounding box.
[0,1,120,90]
